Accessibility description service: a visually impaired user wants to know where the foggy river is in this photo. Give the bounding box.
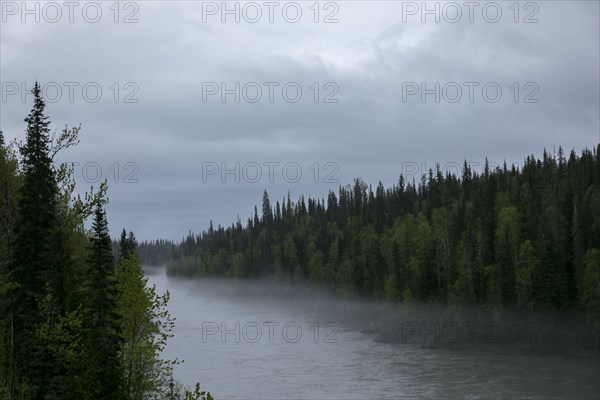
[144,266,599,400]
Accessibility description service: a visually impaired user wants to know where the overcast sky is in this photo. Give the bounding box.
[1,0,598,241]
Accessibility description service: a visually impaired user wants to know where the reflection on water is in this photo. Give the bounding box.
[144,266,599,400]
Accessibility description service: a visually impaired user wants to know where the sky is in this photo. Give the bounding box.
[1,0,599,241]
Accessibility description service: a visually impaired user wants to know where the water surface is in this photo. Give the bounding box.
[145,267,599,400]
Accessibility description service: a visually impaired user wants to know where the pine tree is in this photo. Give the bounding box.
[0,129,22,400]
[119,229,138,261]
[11,81,58,313]
[159,145,599,319]
[127,231,138,255]
[0,84,211,400]
[84,205,123,399]
[9,82,61,394]
[0,129,20,274]
[119,229,129,261]
[261,190,273,227]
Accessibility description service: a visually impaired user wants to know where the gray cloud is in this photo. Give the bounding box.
[1,0,598,240]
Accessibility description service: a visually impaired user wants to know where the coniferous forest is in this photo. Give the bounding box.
[0,84,213,399]
[1,83,598,398]
[162,146,600,316]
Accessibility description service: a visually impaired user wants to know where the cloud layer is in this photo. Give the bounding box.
[1,1,598,240]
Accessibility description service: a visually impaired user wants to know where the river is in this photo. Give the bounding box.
[144,266,599,400]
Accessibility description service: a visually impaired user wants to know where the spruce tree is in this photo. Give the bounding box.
[261,190,273,227]
[127,231,138,252]
[85,205,123,399]
[11,81,58,315]
[119,228,129,261]
[9,82,60,394]
[119,229,139,262]
[0,128,21,399]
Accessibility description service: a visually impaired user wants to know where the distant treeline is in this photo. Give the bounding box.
[149,145,600,316]
[121,238,175,267]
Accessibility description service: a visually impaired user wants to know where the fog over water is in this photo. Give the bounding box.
[144,266,599,400]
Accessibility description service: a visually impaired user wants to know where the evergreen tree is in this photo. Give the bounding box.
[84,205,124,399]
[0,129,21,400]
[161,145,599,321]
[9,82,61,395]
[119,229,130,261]
[261,190,273,227]
[119,229,138,261]
[0,83,212,400]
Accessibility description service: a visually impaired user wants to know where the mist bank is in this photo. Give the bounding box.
[370,306,599,358]
[141,146,600,335]
[145,268,600,400]
[145,266,600,358]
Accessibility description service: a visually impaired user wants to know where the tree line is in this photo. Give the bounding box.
[159,145,600,316]
[136,239,175,267]
[0,83,212,400]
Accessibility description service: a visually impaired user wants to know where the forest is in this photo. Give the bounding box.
[0,83,213,400]
[159,146,600,317]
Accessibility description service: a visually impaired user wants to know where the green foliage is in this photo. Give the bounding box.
[383,273,401,302]
[119,229,139,262]
[0,130,22,398]
[494,205,520,304]
[515,241,536,310]
[136,238,175,266]
[582,248,600,314]
[164,380,214,400]
[117,253,178,400]
[8,82,63,396]
[1,84,213,400]
[161,145,599,315]
[183,383,214,400]
[83,205,124,399]
[33,288,87,399]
